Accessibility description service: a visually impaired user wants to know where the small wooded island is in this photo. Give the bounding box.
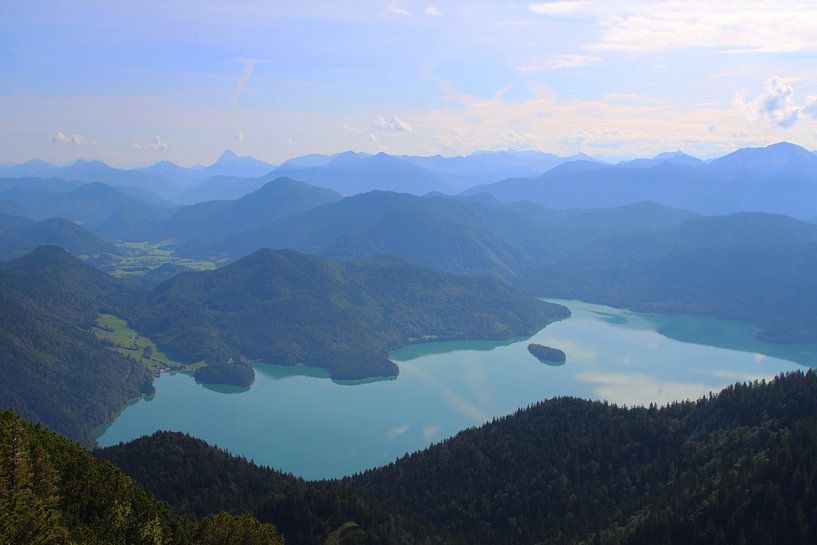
[194,362,255,388]
[527,344,566,365]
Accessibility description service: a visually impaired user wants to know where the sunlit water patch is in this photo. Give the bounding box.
[96,300,812,479]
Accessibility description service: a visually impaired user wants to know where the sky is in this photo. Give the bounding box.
[2,0,817,167]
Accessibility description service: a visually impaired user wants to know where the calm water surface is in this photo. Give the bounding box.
[96,300,813,479]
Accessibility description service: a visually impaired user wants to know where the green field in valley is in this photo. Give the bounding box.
[93,313,204,373]
[111,241,220,277]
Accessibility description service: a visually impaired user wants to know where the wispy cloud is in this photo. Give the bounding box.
[52,131,90,146]
[373,115,413,132]
[736,76,812,128]
[233,130,245,142]
[132,134,168,151]
[588,1,817,54]
[231,58,270,109]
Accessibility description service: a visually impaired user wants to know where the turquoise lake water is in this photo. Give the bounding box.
[95,300,813,479]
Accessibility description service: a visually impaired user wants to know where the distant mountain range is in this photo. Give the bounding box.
[0,149,591,203]
[0,149,276,201]
[465,142,817,218]
[3,142,816,212]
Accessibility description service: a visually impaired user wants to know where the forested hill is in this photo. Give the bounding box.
[0,410,284,545]
[132,249,567,380]
[101,371,817,545]
[0,246,152,446]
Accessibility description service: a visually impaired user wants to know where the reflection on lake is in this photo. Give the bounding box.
[96,300,811,479]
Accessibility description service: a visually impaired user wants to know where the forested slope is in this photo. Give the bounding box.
[0,409,283,545]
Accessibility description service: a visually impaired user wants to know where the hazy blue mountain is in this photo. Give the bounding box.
[517,212,817,343]
[175,173,275,204]
[0,182,173,240]
[463,142,817,218]
[464,162,720,211]
[139,150,275,181]
[0,176,85,193]
[278,152,353,169]
[399,150,595,190]
[0,159,58,177]
[706,141,817,177]
[39,159,185,198]
[153,177,341,242]
[178,191,697,280]
[618,151,705,169]
[274,150,597,195]
[193,149,277,178]
[539,159,610,177]
[139,158,198,179]
[0,213,117,261]
[271,152,451,195]
[0,151,275,203]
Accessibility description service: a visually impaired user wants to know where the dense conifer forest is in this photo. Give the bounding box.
[0,409,284,545]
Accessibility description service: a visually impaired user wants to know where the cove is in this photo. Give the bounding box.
[95,300,812,479]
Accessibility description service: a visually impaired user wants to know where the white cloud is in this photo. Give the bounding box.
[586,1,817,54]
[736,76,812,128]
[233,130,245,142]
[425,4,443,16]
[373,115,413,132]
[384,1,411,16]
[231,58,270,109]
[132,135,169,151]
[527,1,817,54]
[518,54,601,72]
[52,131,90,146]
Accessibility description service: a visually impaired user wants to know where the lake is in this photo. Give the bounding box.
[95,300,813,479]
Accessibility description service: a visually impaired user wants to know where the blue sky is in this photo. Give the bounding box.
[2,1,817,166]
